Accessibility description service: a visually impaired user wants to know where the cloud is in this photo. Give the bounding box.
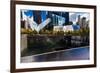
[69,12,90,24]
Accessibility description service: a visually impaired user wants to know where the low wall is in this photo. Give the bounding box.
[21,34,28,52]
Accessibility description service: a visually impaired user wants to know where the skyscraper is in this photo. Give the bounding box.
[81,17,87,28]
[33,11,41,24]
[77,15,81,25]
[63,12,69,25]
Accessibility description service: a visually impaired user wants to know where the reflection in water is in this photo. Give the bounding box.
[21,47,89,63]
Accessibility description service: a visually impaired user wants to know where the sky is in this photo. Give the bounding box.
[21,10,84,31]
[69,12,90,24]
[21,10,90,25]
